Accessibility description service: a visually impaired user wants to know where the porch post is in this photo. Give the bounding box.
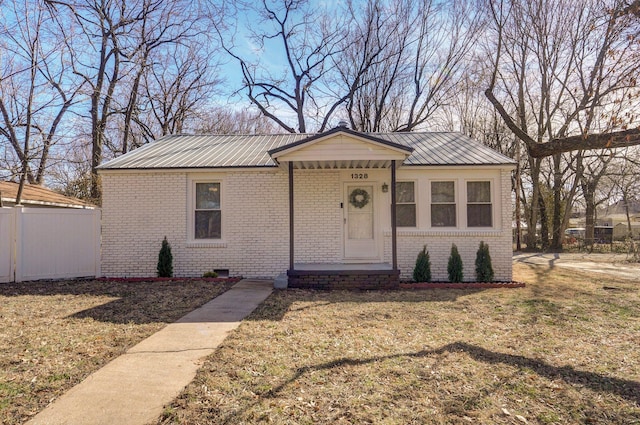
[288,161,295,271]
[390,160,398,270]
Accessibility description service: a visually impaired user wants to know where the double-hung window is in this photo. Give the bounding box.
[467,181,492,227]
[195,182,221,239]
[431,181,456,227]
[395,181,416,227]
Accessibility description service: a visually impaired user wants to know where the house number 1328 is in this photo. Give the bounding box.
[351,173,368,179]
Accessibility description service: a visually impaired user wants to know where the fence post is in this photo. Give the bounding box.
[0,207,15,283]
[94,209,101,278]
[13,206,23,283]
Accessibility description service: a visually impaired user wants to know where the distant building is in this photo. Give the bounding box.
[596,213,640,240]
[0,181,95,209]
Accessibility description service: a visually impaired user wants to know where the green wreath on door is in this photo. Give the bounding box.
[349,188,370,209]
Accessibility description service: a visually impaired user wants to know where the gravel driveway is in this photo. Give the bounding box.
[514,252,640,281]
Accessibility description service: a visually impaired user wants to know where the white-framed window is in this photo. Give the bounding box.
[466,181,492,227]
[395,181,416,227]
[431,181,456,227]
[194,182,221,239]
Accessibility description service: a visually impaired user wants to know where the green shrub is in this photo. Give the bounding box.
[413,245,432,282]
[157,236,173,278]
[202,271,218,278]
[447,243,464,283]
[475,241,494,282]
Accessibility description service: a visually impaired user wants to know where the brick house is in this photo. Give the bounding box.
[98,126,516,288]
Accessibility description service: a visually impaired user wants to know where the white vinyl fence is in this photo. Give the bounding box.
[0,206,100,283]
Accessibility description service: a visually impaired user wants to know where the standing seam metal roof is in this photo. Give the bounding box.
[98,131,516,170]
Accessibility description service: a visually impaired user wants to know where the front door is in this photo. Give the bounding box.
[344,184,378,259]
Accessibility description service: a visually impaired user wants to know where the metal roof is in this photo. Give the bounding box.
[0,181,96,208]
[98,131,516,170]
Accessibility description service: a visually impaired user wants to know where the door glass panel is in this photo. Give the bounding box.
[348,213,373,239]
[347,186,373,239]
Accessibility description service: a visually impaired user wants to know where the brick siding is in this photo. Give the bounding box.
[101,167,513,282]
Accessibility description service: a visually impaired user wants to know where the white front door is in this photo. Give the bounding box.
[344,184,378,260]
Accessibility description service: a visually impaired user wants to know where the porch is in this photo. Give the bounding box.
[268,127,413,290]
[287,263,400,290]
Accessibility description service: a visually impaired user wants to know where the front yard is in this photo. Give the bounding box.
[159,263,640,424]
[1,261,639,424]
[0,278,236,425]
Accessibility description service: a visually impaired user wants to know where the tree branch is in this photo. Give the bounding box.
[529,128,640,158]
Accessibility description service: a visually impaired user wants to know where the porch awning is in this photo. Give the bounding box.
[268,127,413,169]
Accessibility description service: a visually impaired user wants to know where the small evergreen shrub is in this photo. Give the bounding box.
[202,271,218,278]
[157,236,173,278]
[475,241,494,282]
[447,243,464,283]
[413,245,432,282]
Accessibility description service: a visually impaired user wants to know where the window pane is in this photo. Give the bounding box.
[396,204,416,227]
[467,181,491,203]
[195,210,221,239]
[395,182,415,203]
[467,205,492,227]
[196,183,220,209]
[431,204,456,227]
[432,181,454,203]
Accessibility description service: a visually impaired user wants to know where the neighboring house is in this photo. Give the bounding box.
[597,213,640,240]
[0,181,95,209]
[98,126,516,288]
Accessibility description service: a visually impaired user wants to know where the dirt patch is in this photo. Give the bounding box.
[0,278,237,424]
[158,264,640,424]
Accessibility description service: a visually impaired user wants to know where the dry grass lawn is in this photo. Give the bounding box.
[0,278,236,425]
[158,263,640,425]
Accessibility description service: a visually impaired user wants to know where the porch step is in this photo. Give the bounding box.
[287,268,400,290]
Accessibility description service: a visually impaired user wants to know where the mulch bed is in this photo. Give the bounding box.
[400,281,526,289]
[97,277,242,283]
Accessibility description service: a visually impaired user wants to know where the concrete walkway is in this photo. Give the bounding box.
[27,279,273,425]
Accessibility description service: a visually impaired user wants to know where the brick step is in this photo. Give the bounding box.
[287,269,400,290]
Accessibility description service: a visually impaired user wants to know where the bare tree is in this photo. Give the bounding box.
[137,43,220,140]
[484,0,640,249]
[194,107,280,134]
[337,0,484,132]
[486,0,640,157]
[46,0,143,201]
[601,148,640,243]
[46,0,219,201]
[216,0,349,133]
[115,0,210,153]
[338,0,415,132]
[0,0,82,204]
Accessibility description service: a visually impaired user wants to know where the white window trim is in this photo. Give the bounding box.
[464,179,496,229]
[429,179,458,228]
[396,180,418,228]
[187,177,226,245]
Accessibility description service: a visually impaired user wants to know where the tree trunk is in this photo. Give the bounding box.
[539,195,550,251]
[583,184,596,249]
[525,157,542,250]
[550,154,564,251]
